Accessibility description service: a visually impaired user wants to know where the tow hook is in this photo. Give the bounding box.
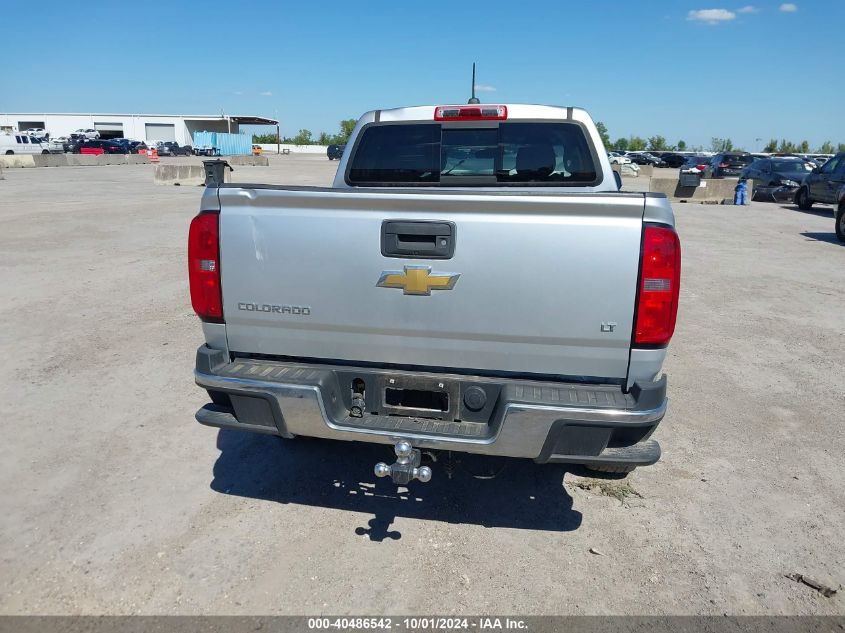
[375,440,432,484]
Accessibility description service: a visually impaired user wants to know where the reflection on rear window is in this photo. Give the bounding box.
[772,160,811,172]
[348,122,598,186]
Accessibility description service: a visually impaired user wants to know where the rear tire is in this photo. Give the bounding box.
[836,204,845,243]
[42,150,49,154]
[5,150,13,155]
[585,463,636,474]
[796,187,813,210]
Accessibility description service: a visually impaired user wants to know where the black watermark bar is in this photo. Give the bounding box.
[1,617,844,633]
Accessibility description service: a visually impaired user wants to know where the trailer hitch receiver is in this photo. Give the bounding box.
[375,440,432,484]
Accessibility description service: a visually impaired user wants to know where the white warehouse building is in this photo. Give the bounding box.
[0,112,277,144]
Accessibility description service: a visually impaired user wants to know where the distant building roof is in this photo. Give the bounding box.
[0,112,277,125]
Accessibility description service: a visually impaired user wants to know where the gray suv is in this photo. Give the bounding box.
[795,152,845,210]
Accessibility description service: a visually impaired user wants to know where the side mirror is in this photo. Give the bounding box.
[613,171,623,190]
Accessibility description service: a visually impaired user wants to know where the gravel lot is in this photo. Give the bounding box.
[1,156,843,615]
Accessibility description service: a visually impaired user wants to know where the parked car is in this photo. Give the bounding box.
[628,152,665,166]
[836,186,845,242]
[252,144,263,156]
[73,128,100,139]
[24,127,49,140]
[681,155,711,174]
[658,153,689,168]
[79,139,129,155]
[64,137,86,153]
[607,151,631,165]
[157,141,193,157]
[44,138,65,154]
[705,152,754,179]
[192,145,220,156]
[108,138,132,152]
[795,152,845,210]
[741,157,813,201]
[327,144,346,160]
[1,134,49,154]
[109,138,147,153]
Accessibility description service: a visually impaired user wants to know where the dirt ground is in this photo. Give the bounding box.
[0,156,843,615]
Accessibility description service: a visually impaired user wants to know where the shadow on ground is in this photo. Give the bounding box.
[801,231,843,246]
[211,430,583,540]
[780,204,836,218]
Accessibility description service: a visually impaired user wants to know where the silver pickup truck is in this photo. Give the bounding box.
[189,103,681,484]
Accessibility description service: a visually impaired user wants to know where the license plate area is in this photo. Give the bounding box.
[385,387,448,412]
[379,376,459,420]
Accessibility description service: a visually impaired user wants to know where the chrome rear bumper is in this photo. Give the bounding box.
[194,347,666,466]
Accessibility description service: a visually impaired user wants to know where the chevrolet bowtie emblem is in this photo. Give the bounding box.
[376,266,460,296]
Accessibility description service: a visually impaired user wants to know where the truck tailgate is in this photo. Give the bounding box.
[217,187,645,380]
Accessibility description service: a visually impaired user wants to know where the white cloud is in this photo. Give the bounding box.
[779,3,797,12]
[687,8,736,24]
[474,84,496,92]
[259,91,273,96]
[736,5,759,13]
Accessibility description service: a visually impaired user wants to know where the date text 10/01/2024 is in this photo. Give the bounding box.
[307,618,528,630]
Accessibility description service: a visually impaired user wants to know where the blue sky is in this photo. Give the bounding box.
[1,0,841,150]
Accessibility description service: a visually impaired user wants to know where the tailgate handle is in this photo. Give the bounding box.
[381,220,455,259]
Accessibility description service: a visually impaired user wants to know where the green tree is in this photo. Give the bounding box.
[677,140,686,151]
[291,129,313,145]
[838,143,845,153]
[648,135,669,151]
[613,137,629,152]
[817,141,835,154]
[711,137,733,152]
[798,140,810,153]
[337,119,358,144]
[595,121,610,148]
[763,138,778,153]
[777,139,796,154]
[317,131,331,145]
[628,136,647,151]
[252,133,278,143]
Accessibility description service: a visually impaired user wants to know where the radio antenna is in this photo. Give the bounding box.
[468,63,480,104]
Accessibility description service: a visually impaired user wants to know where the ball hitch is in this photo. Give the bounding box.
[374,440,432,484]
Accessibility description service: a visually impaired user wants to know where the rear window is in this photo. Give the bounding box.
[724,154,753,165]
[772,159,812,172]
[347,122,599,186]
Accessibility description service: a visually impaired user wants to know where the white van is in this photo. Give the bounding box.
[0,134,49,155]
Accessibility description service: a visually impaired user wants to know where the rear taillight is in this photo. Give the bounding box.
[188,211,223,322]
[434,105,507,121]
[634,225,681,346]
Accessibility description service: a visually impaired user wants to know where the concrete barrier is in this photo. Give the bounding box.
[650,177,755,203]
[638,165,654,178]
[66,155,98,166]
[154,163,232,186]
[228,155,269,167]
[1,153,151,168]
[257,143,325,155]
[612,163,642,178]
[33,154,68,167]
[0,155,36,168]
